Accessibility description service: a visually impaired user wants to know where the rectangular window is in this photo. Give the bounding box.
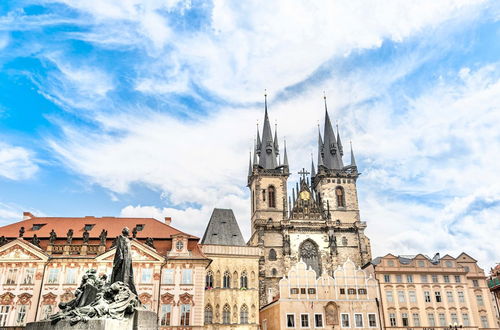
[444,275,450,283]
[412,313,420,326]
[160,304,171,326]
[287,314,295,328]
[16,305,27,325]
[163,269,174,284]
[301,314,309,328]
[308,288,316,294]
[424,291,431,302]
[435,291,441,302]
[421,274,428,283]
[347,288,356,295]
[445,291,453,302]
[476,294,484,306]
[427,313,435,326]
[473,279,479,287]
[398,291,405,303]
[401,313,409,327]
[389,313,396,327]
[180,304,190,326]
[368,314,377,327]
[386,290,393,302]
[314,314,323,328]
[354,314,363,328]
[300,288,306,294]
[384,274,390,283]
[406,275,413,283]
[451,313,458,324]
[458,291,465,303]
[141,268,152,283]
[358,288,367,295]
[432,274,438,283]
[182,269,193,284]
[339,288,345,295]
[47,268,59,284]
[23,268,35,285]
[0,305,11,326]
[5,268,18,285]
[438,313,446,326]
[291,288,299,294]
[409,291,417,303]
[396,275,402,283]
[462,313,470,326]
[481,315,489,328]
[454,275,461,283]
[341,314,350,328]
[65,268,77,284]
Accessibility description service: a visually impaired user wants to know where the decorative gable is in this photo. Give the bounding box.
[0,240,47,262]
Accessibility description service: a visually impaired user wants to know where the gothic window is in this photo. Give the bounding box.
[342,237,348,246]
[240,304,249,324]
[336,186,345,207]
[268,186,276,208]
[272,268,277,276]
[222,304,231,324]
[268,249,277,261]
[204,305,213,324]
[223,271,231,288]
[240,271,248,289]
[300,239,322,277]
[232,271,239,288]
[205,271,214,289]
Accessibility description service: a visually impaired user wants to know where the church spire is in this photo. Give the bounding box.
[274,123,280,156]
[317,124,324,167]
[256,123,261,156]
[350,140,357,167]
[248,151,253,177]
[283,140,289,167]
[258,91,279,169]
[322,94,342,170]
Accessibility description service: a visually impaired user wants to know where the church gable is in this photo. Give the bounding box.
[0,239,48,262]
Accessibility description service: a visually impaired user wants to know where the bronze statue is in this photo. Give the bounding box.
[99,229,107,245]
[0,236,7,246]
[132,226,138,238]
[145,237,154,248]
[110,227,137,295]
[66,229,73,244]
[32,234,40,247]
[49,229,57,244]
[83,229,90,244]
[19,226,25,238]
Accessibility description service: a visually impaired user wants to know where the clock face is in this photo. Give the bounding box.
[300,191,310,200]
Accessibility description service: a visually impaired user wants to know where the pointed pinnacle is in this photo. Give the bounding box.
[283,140,289,167]
[350,140,357,167]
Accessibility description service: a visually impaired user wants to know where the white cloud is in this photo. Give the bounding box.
[0,143,38,180]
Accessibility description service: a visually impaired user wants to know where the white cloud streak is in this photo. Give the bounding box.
[0,143,38,180]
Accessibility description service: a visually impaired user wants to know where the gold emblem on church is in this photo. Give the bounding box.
[299,191,310,200]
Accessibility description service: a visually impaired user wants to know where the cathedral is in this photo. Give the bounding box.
[247,96,372,305]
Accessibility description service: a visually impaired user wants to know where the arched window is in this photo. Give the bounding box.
[223,271,231,288]
[335,186,345,207]
[205,271,213,289]
[272,268,277,276]
[268,248,277,261]
[300,239,321,277]
[268,186,276,208]
[232,271,239,288]
[240,304,249,324]
[222,304,231,324]
[204,305,213,324]
[240,271,248,289]
[342,236,348,246]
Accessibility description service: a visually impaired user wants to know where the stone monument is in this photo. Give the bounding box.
[26,227,158,330]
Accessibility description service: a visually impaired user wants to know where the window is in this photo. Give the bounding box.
[135,224,144,231]
[180,304,191,326]
[348,288,356,295]
[269,249,277,261]
[42,305,52,320]
[424,291,431,302]
[451,313,458,324]
[308,288,316,294]
[16,305,27,325]
[240,304,249,324]
[398,291,405,303]
[481,315,489,328]
[409,291,417,303]
[473,279,479,287]
[300,288,306,294]
[341,314,350,328]
[445,260,453,267]
[23,268,35,285]
[412,313,420,326]
[0,306,10,326]
[443,275,450,283]
[141,268,152,283]
[462,313,470,326]
[240,271,248,289]
[438,313,446,326]
[464,266,470,272]
[358,288,367,295]
[446,291,454,302]
[389,313,396,326]
[205,271,214,288]
[432,274,438,283]
[339,288,345,295]
[268,186,276,208]
[65,268,77,284]
[418,260,425,267]
[386,291,393,302]
[384,274,390,283]
[476,294,484,306]
[160,304,172,326]
[301,314,309,327]
[262,189,266,201]
[435,291,441,302]
[336,186,345,207]
[176,240,184,250]
[458,291,465,303]
[182,269,192,284]
[5,268,18,285]
[163,269,174,284]
[291,288,299,294]
[368,314,377,327]
[427,313,435,326]
[401,313,409,327]
[396,275,402,283]
[407,275,413,283]
[354,314,363,327]
[222,304,231,324]
[455,275,461,283]
[421,274,428,283]
[47,268,59,284]
[84,224,94,231]
[204,305,212,324]
[223,271,231,288]
[315,314,324,327]
[287,314,295,328]
[272,268,278,276]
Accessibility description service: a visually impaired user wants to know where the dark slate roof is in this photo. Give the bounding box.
[201,208,246,246]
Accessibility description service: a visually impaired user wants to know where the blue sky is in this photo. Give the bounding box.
[1,0,499,268]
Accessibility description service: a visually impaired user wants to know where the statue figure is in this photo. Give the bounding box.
[145,237,154,249]
[110,228,137,295]
[67,229,73,244]
[283,234,290,255]
[83,229,90,244]
[19,226,25,238]
[328,230,337,255]
[132,226,138,239]
[32,234,40,247]
[99,229,107,245]
[111,237,117,248]
[0,236,7,246]
[49,229,57,244]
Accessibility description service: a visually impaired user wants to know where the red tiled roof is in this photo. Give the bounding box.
[0,214,197,240]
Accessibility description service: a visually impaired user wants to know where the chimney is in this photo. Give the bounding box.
[23,212,34,220]
[164,217,172,226]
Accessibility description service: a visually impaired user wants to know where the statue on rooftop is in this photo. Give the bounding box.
[19,226,25,238]
[83,229,90,244]
[32,234,40,247]
[0,236,7,246]
[145,237,154,249]
[99,229,107,245]
[110,227,137,295]
[66,229,73,244]
[49,229,57,244]
[132,226,138,239]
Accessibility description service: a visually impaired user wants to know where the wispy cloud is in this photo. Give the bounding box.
[0,142,38,180]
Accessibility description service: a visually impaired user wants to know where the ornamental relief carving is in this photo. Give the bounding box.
[139,293,152,305]
[0,292,15,305]
[42,292,57,305]
[178,292,194,306]
[161,293,174,304]
[17,293,32,305]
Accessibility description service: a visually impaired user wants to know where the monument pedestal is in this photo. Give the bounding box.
[26,310,158,330]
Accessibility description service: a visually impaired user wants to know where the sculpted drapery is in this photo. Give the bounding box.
[110,227,137,295]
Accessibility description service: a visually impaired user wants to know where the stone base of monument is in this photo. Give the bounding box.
[25,309,158,330]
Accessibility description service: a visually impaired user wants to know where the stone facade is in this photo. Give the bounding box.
[364,253,498,330]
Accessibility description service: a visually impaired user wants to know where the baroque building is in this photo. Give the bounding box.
[0,213,210,329]
[247,96,372,305]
